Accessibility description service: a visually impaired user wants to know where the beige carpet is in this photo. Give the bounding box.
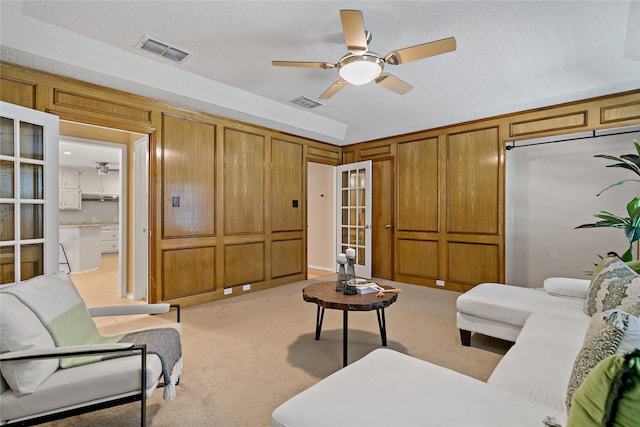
[44,276,511,427]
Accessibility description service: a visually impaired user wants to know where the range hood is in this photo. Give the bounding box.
[81,194,119,202]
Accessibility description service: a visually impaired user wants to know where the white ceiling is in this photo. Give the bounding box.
[58,139,121,169]
[1,1,639,146]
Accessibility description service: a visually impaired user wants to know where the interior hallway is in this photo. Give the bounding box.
[69,254,145,328]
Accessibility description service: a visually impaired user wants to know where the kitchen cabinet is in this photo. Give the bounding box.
[101,173,120,195]
[81,172,119,196]
[59,168,81,210]
[59,188,81,210]
[100,224,119,253]
[59,168,81,189]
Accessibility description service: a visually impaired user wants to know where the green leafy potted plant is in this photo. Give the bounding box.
[576,139,640,262]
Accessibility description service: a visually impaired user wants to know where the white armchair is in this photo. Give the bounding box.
[0,273,182,426]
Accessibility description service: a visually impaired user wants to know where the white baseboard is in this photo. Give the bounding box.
[308,264,335,272]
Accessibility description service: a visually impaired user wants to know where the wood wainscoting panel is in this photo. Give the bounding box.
[447,241,499,286]
[162,246,215,299]
[601,101,640,124]
[342,150,356,164]
[53,90,152,123]
[396,238,438,279]
[0,76,37,109]
[509,111,587,137]
[224,241,265,287]
[162,114,216,238]
[224,128,265,235]
[360,145,391,159]
[271,139,303,232]
[397,138,439,232]
[271,238,303,279]
[307,146,340,163]
[447,128,500,235]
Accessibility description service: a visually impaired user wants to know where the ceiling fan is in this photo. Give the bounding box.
[94,161,119,174]
[272,9,456,99]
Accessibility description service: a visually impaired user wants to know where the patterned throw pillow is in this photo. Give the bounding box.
[566,309,629,410]
[621,301,640,317]
[584,255,640,316]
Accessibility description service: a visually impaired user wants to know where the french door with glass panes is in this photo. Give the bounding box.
[0,102,59,285]
[336,161,372,279]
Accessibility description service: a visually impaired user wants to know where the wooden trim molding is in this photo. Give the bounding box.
[53,89,152,123]
[601,100,640,124]
[509,111,588,138]
[359,145,391,158]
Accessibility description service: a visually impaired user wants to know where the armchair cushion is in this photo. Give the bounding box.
[0,293,57,395]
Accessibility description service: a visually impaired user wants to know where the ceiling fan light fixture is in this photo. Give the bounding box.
[338,54,383,85]
[96,162,109,175]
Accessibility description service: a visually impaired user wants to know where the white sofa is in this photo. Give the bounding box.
[271,273,638,426]
[456,278,591,345]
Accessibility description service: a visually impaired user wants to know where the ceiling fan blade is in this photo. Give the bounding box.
[374,74,413,95]
[384,37,456,65]
[340,10,368,54]
[319,80,349,99]
[272,61,335,69]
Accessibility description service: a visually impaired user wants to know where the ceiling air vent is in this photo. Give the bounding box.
[137,36,190,63]
[290,96,322,109]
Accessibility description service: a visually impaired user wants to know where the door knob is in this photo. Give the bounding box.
[385,224,391,229]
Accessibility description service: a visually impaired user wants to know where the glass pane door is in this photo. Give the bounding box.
[0,102,59,285]
[336,160,372,279]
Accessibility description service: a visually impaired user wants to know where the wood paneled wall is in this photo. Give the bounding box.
[1,62,341,306]
[344,91,640,292]
[2,61,638,298]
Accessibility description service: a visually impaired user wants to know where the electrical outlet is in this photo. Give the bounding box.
[224,288,232,295]
[243,284,251,291]
[436,280,445,287]
[550,249,558,260]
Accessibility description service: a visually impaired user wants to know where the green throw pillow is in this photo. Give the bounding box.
[567,350,640,427]
[584,254,640,316]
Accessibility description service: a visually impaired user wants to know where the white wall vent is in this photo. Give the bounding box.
[290,96,322,109]
[137,36,190,63]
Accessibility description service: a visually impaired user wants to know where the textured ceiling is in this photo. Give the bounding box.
[1,1,639,146]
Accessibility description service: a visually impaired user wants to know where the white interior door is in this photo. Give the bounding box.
[0,101,59,284]
[336,160,372,279]
[133,136,148,300]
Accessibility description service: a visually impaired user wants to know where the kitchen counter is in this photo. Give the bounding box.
[59,225,103,273]
[59,222,117,228]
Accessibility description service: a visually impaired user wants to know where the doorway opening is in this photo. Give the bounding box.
[307,162,336,279]
[58,120,148,306]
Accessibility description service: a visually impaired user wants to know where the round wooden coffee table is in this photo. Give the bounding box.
[302,281,399,367]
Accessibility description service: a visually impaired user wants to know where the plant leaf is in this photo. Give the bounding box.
[605,163,640,175]
[621,248,634,262]
[596,179,640,196]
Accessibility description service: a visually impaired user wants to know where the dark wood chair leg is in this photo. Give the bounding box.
[459,329,471,346]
